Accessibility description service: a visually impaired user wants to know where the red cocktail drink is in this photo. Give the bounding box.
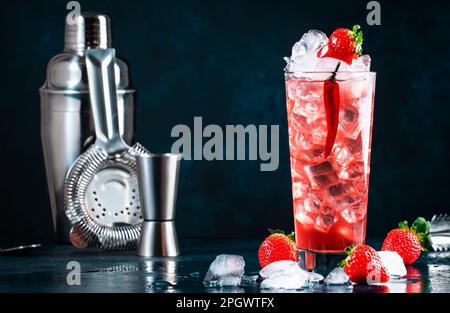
[286,71,375,255]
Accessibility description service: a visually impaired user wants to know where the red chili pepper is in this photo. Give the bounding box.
[323,62,341,158]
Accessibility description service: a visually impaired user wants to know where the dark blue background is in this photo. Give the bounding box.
[0,0,448,243]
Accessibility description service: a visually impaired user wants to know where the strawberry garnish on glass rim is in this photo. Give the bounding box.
[318,25,363,64]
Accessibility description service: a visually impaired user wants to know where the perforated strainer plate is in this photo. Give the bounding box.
[65,143,148,250]
[86,166,142,226]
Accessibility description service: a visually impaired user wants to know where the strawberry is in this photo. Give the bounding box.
[338,245,390,285]
[317,25,363,64]
[258,229,298,268]
[382,217,432,265]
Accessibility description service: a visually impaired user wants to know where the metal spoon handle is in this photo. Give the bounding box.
[85,48,129,154]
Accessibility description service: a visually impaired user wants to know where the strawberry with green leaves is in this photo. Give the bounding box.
[382,217,432,265]
[338,245,390,285]
[258,229,298,268]
[318,25,363,64]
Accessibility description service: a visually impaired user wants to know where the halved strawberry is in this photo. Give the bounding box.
[318,25,363,64]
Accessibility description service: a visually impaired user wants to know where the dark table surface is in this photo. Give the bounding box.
[0,239,449,293]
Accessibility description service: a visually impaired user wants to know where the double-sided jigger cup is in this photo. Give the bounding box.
[136,153,182,257]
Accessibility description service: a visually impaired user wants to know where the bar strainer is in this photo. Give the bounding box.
[65,48,148,250]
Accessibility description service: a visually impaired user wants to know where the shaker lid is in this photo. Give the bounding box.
[64,12,112,52]
[40,12,134,93]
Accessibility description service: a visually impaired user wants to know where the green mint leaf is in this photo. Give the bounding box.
[351,25,363,56]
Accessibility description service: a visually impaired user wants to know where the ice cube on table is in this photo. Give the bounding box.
[203,255,245,287]
[209,276,241,287]
[307,272,324,283]
[378,251,407,277]
[240,275,259,286]
[259,260,304,278]
[259,260,312,289]
[260,273,307,290]
[324,267,350,285]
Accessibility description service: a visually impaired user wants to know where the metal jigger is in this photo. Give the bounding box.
[136,153,182,257]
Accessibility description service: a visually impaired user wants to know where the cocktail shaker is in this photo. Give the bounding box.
[40,13,135,243]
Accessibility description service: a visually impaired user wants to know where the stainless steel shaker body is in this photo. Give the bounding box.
[40,13,135,242]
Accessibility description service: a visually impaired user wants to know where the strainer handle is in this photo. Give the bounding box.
[86,48,129,154]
